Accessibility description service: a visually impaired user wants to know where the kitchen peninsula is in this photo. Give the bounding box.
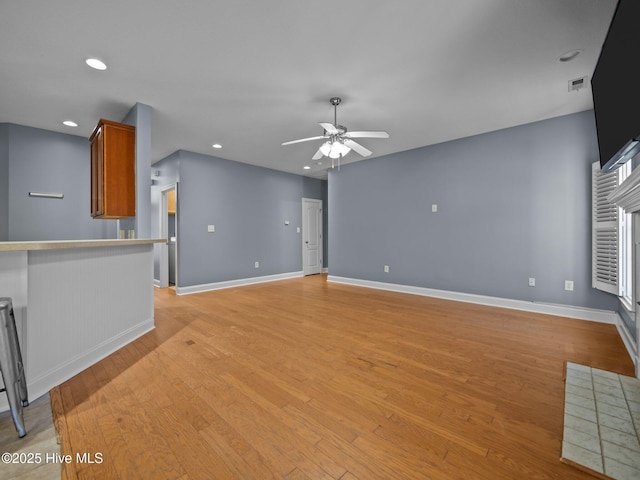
[0,239,164,411]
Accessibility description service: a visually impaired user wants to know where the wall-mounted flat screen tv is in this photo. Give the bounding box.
[591,0,640,171]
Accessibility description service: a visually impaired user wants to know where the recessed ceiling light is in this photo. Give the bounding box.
[303,165,311,170]
[212,143,222,149]
[85,58,107,70]
[62,120,78,127]
[559,49,583,62]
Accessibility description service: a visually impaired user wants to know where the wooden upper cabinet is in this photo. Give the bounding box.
[90,119,136,219]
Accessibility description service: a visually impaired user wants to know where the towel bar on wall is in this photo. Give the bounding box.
[28,192,64,199]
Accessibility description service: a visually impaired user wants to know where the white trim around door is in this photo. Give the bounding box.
[302,198,323,276]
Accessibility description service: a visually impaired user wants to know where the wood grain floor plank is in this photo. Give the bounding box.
[51,274,634,478]
[220,373,346,479]
[50,386,76,480]
[195,383,299,476]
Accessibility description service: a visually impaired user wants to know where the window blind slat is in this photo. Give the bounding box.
[592,161,622,295]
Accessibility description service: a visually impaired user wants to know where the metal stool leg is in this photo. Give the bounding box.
[0,363,26,437]
[3,302,28,407]
[0,298,27,438]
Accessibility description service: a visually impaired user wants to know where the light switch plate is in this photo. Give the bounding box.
[431,204,438,213]
[207,225,215,232]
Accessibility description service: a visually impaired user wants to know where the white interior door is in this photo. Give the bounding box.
[302,198,322,275]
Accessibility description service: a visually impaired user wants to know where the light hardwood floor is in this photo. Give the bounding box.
[0,393,61,479]
[50,274,634,479]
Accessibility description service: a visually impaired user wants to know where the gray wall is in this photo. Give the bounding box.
[2,123,116,241]
[150,151,181,280]
[0,126,8,240]
[152,150,327,288]
[328,110,618,311]
[122,103,152,239]
[1,104,152,241]
[321,179,329,268]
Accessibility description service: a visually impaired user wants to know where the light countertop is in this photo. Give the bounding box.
[0,239,166,252]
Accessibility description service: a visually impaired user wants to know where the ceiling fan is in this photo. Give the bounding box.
[282,97,389,162]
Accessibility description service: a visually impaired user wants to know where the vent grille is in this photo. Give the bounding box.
[568,76,588,92]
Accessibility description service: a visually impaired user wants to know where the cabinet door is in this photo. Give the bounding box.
[90,126,104,217]
[102,124,135,217]
[89,119,135,219]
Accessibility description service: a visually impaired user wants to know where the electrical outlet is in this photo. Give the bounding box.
[431,204,438,213]
[528,277,535,287]
[255,261,260,269]
[384,265,390,273]
[207,225,215,233]
[564,280,574,291]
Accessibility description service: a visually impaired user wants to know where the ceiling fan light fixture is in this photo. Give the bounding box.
[319,141,332,156]
[282,96,388,162]
[331,141,350,158]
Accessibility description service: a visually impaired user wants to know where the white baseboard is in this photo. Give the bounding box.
[176,271,304,295]
[0,319,155,413]
[327,275,619,324]
[616,318,638,370]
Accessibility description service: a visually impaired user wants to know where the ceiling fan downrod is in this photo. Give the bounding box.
[329,97,347,135]
[330,97,341,127]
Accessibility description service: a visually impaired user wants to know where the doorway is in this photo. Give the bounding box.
[159,184,178,288]
[302,198,322,275]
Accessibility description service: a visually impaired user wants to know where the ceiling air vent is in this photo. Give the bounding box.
[568,76,588,92]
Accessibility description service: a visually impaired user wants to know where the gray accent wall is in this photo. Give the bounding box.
[328,110,618,311]
[151,150,327,288]
[2,123,116,241]
[122,103,152,239]
[0,125,8,240]
[150,151,181,280]
[1,104,152,241]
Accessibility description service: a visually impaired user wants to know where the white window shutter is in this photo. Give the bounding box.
[592,161,622,295]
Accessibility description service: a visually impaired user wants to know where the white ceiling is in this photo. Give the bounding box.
[0,0,617,179]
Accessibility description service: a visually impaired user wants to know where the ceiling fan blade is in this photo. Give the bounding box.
[281,135,326,146]
[344,131,389,139]
[319,122,339,135]
[344,139,372,157]
[312,148,324,160]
